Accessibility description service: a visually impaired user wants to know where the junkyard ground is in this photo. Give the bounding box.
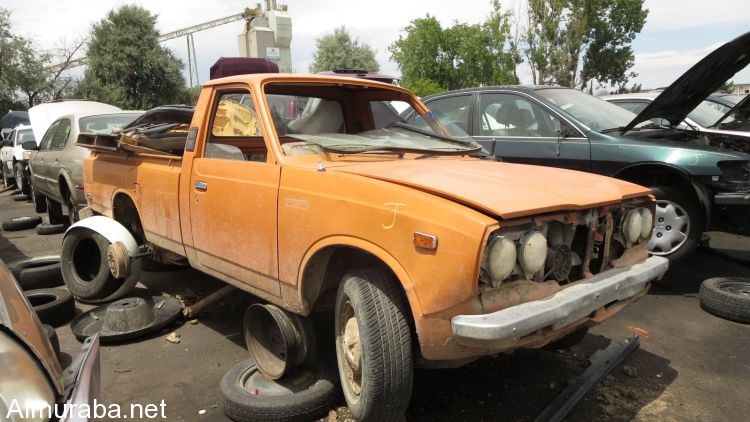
[1,187,748,421]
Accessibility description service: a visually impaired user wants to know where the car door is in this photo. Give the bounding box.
[34,119,70,198]
[189,88,281,296]
[470,92,591,171]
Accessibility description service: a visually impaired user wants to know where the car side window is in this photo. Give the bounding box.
[50,119,71,150]
[478,93,561,137]
[423,95,472,133]
[39,121,61,151]
[207,91,266,162]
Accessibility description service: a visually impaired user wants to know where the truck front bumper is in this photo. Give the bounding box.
[451,256,669,349]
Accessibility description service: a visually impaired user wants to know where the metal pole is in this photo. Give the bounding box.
[190,33,199,86]
[186,35,194,89]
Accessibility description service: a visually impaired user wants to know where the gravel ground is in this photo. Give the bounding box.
[1,186,748,421]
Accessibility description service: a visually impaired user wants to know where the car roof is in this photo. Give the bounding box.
[55,110,144,123]
[601,92,660,101]
[423,85,556,99]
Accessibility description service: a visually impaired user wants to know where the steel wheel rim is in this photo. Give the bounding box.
[647,199,690,255]
[337,297,362,404]
[718,280,750,296]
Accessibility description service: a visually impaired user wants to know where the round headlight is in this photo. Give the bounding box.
[622,209,643,245]
[518,231,547,276]
[639,208,653,240]
[484,236,516,284]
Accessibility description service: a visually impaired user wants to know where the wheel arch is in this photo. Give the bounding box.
[613,162,709,225]
[111,191,146,243]
[57,171,74,201]
[297,236,420,321]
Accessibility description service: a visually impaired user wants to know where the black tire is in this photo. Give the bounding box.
[14,162,30,194]
[42,324,61,362]
[700,277,750,324]
[8,256,61,280]
[335,268,413,421]
[47,197,66,225]
[36,223,67,235]
[13,193,30,201]
[11,189,22,195]
[24,288,75,326]
[648,186,703,262]
[220,359,339,422]
[545,327,589,350]
[61,229,140,302]
[17,263,64,290]
[32,183,47,213]
[66,192,80,224]
[2,215,43,231]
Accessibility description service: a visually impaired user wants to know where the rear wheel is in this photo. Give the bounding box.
[66,192,79,223]
[31,183,47,213]
[647,186,702,261]
[47,197,66,225]
[335,268,413,421]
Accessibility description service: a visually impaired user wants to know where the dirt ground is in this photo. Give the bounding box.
[1,187,749,421]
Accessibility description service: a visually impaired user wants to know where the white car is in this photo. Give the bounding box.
[0,124,36,190]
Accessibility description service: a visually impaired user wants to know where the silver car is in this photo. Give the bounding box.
[27,112,142,223]
[0,260,100,422]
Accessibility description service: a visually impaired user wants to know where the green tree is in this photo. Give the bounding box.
[389,2,520,93]
[309,26,380,73]
[524,0,648,88]
[75,5,187,109]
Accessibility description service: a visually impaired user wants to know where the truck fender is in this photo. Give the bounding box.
[64,216,139,256]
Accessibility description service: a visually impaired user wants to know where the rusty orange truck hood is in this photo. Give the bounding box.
[328,159,650,219]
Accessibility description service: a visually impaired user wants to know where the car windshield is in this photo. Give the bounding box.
[79,113,141,134]
[687,100,733,127]
[266,91,480,155]
[537,88,648,132]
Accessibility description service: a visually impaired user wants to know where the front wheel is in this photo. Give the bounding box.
[647,186,703,261]
[335,268,413,421]
[14,162,30,194]
[66,192,79,223]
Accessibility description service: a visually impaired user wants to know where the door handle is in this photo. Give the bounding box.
[194,181,208,191]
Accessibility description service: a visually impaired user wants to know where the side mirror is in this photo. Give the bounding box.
[21,141,38,151]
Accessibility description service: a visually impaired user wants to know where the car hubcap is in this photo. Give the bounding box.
[647,200,690,255]
[719,280,750,296]
[339,299,362,399]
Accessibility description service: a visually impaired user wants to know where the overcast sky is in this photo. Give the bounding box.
[4,0,750,89]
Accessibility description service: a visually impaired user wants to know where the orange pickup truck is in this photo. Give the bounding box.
[64,73,668,420]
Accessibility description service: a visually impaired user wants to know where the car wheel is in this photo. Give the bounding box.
[220,359,339,422]
[66,193,79,223]
[24,288,75,326]
[8,256,61,280]
[14,162,30,194]
[61,229,141,302]
[700,277,750,323]
[2,215,43,231]
[47,197,66,225]
[17,262,64,290]
[31,184,47,213]
[647,186,702,261]
[335,268,413,421]
[2,165,13,188]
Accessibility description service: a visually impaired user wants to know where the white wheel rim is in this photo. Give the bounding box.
[647,199,690,255]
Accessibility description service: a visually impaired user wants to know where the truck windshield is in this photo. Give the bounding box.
[265,90,480,155]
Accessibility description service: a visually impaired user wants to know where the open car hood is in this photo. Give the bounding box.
[623,30,750,133]
[332,159,649,219]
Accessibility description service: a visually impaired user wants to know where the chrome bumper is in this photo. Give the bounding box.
[451,256,669,348]
[60,334,100,422]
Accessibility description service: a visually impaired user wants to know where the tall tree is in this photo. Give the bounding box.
[309,26,380,73]
[389,2,520,96]
[524,0,648,88]
[75,5,188,109]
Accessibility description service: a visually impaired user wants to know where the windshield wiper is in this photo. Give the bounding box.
[388,122,476,147]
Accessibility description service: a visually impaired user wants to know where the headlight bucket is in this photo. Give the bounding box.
[622,209,643,245]
[639,208,653,240]
[483,236,516,286]
[518,231,547,277]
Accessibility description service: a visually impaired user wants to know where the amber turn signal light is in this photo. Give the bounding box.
[413,232,438,250]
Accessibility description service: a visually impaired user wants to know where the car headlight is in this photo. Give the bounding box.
[622,209,643,245]
[518,231,547,277]
[22,151,31,160]
[483,236,516,285]
[639,208,653,241]
[0,331,55,422]
[717,160,750,183]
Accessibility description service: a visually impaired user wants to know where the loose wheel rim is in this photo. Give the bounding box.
[338,297,362,404]
[718,280,750,296]
[647,199,690,255]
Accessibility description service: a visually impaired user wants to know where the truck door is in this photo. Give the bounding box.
[189,89,281,296]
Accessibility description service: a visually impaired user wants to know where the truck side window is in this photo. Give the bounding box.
[208,92,265,162]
